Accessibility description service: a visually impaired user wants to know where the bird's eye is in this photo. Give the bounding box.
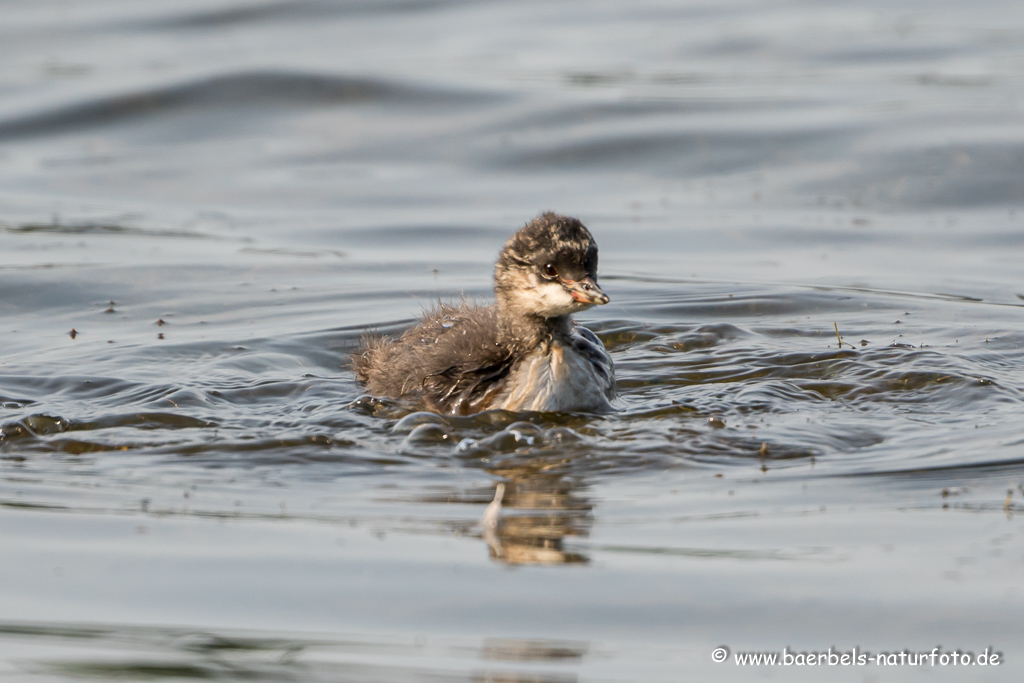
[543,263,558,279]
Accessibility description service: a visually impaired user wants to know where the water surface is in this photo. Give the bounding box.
[2,1,1023,681]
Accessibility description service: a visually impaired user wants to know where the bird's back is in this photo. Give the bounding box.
[353,302,516,414]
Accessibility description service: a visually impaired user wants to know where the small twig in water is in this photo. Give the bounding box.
[834,322,855,349]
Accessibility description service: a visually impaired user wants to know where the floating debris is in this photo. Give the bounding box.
[833,322,856,349]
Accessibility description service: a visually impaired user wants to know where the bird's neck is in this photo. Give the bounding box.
[497,309,571,350]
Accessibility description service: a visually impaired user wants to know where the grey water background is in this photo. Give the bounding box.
[1,0,1023,680]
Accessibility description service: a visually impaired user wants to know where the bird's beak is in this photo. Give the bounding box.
[563,277,609,305]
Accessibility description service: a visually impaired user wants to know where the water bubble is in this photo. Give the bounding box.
[478,429,538,452]
[403,423,451,444]
[347,394,397,416]
[392,411,449,434]
[506,421,542,435]
[543,426,581,444]
[455,437,481,453]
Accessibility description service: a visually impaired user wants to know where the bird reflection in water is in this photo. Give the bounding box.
[479,468,592,565]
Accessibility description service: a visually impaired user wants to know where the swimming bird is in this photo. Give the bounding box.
[353,212,615,414]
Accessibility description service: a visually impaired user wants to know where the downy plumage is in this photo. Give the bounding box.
[353,212,614,414]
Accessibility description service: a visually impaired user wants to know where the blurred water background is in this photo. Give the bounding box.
[1,1,1023,681]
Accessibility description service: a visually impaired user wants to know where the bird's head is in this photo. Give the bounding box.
[495,212,609,319]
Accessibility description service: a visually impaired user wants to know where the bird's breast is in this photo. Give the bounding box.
[493,332,614,412]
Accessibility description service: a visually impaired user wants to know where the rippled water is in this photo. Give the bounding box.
[2,1,1024,681]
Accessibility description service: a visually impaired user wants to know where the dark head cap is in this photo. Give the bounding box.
[497,212,599,282]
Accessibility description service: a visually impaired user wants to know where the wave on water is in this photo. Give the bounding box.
[0,70,495,140]
[0,619,588,683]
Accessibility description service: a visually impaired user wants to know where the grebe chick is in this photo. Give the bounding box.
[353,212,615,414]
